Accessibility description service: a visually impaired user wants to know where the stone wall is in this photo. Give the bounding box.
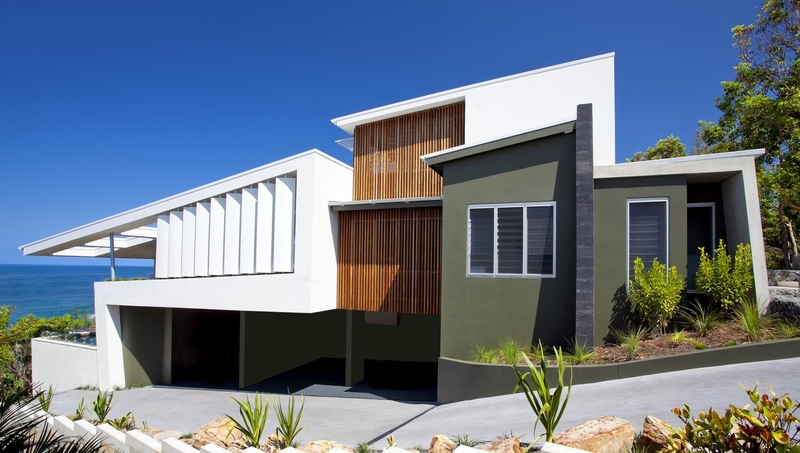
[768,269,800,286]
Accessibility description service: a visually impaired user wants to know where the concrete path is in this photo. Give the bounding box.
[49,357,800,449]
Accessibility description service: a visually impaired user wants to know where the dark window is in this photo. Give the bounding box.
[628,200,668,281]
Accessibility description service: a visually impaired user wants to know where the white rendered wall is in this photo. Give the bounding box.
[209,197,226,276]
[224,193,243,275]
[181,207,196,277]
[463,54,616,165]
[155,215,170,278]
[31,338,98,390]
[194,202,211,277]
[167,211,183,278]
[273,178,296,272]
[240,189,258,274]
[256,182,275,273]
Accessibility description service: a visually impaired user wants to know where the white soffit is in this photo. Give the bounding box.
[420,119,576,172]
[594,149,765,179]
[19,149,350,257]
[331,52,615,134]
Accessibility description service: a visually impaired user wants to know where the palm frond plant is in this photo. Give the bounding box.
[0,389,106,453]
[679,299,722,337]
[226,392,269,447]
[564,337,596,364]
[274,392,304,448]
[513,347,572,443]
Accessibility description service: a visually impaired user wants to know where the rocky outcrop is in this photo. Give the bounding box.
[298,441,355,453]
[184,417,243,450]
[475,437,521,453]
[768,270,800,286]
[429,435,456,453]
[552,416,635,453]
[634,416,673,452]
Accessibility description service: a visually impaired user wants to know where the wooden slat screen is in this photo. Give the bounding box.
[337,207,442,315]
[353,102,465,200]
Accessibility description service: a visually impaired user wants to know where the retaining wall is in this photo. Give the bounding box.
[32,337,98,390]
[437,337,800,403]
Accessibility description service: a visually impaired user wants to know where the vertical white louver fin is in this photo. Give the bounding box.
[239,188,258,274]
[167,211,183,278]
[273,177,296,272]
[155,215,170,278]
[194,202,211,277]
[209,197,226,276]
[181,207,197,277]
[224,192,242,275]
[255,182,276,273]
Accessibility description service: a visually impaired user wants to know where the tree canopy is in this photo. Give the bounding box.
[626,135,687,162]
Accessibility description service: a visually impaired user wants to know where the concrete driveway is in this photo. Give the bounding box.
[49,357,800,448]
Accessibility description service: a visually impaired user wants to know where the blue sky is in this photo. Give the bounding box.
[0,1,761,266]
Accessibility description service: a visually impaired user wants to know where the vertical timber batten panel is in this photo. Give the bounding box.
[353,102,464,200]
[337,207,442,315]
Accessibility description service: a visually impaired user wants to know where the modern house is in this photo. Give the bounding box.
[20,53,768,397]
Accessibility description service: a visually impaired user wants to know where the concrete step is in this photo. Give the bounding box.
[769,286,800,297]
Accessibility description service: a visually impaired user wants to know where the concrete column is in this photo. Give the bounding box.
[345,310,364,386]
[96,303,125,390]
[575,104,596,345]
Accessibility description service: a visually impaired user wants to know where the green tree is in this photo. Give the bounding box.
[628,257,685,336]
[696,0,800,267]
[626,134,687,162]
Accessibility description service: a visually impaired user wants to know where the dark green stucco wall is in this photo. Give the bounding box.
[594,176,687,344]
[440,133,577,359]
[120,306,165,386]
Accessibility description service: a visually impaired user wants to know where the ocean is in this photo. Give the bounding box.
[0,264,153,322]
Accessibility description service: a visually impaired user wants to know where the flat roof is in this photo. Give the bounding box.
[331,53,615,135]
[594,149,765,179]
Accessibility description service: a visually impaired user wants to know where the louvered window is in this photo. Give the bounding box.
[627,199,669,283]
[468,202,556,277]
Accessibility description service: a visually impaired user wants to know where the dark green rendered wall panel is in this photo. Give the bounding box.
[120,306,165,386]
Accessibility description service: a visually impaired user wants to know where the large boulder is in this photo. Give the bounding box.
[475,438,521,453]
[299,441,355,453]
[552,416,635,453]
[184,417,244,450]
[635,416,673,452]
[430,435,456,453]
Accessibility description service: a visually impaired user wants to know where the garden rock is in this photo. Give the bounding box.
[552,416,635,453]
[184,417,243,450]
[475,438,521,453]
[430,435,457,453]
[299,441,355,453]
[142,428,185,441]
[635,416,672,452]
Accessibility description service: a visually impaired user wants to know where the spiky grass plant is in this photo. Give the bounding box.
[529,340,549,361]
[564,337,596,364]
[775,320,800,338]
[452,434,480,447]
[469,344,496,363]
[734,298,772,341]
[355,441,372,453]
[275,392,304,448]
[91,390,114,423]
[513,347,572,443]
[668,329,690,348]
[37,384,56,413]
[498,337,524,364]
[226,393,269,447]
[679,299,722,337]
[612,326,648,360]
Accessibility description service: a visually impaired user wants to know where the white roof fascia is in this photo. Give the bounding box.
[331,52,615,134]
[20,149,350,256]
[594,149,765,179]
[121,226,158,238]
[420,118,576,170]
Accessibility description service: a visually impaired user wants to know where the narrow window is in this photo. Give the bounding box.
[468,208,494,274]
[527,206,555,276]
[628,199,668,282]
[497,207,524,274]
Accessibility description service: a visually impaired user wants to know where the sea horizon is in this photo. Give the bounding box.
[0,263,153,322]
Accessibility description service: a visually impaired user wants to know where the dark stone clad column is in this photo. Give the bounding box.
[575,104,596,345]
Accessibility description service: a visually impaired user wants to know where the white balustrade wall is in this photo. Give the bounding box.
[154,177,296,278]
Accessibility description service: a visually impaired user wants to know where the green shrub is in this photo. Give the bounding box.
[274,392,304,448]
[513,347,572,443]
[227,393,269,447]
[611,326,648,360]
[564,337,596,364]
[694,241,753,310]
[693,342,709,350]
[628,257,685,336]
[469,344,495,363]
[721,340,737,347]
[679,299,722,337]
[498,337,524,364]
[664,383,800,452]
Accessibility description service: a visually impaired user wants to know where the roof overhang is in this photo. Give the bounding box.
[330,53,614,135]
[594,149,765,181]
[19,149,350,258]
[329,196,442,211]
[420,119,576,174]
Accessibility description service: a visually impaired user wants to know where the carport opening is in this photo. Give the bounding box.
[170,308,240,388]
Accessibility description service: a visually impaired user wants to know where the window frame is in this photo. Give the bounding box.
[626,197,670,287]
[467,201,557,279]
